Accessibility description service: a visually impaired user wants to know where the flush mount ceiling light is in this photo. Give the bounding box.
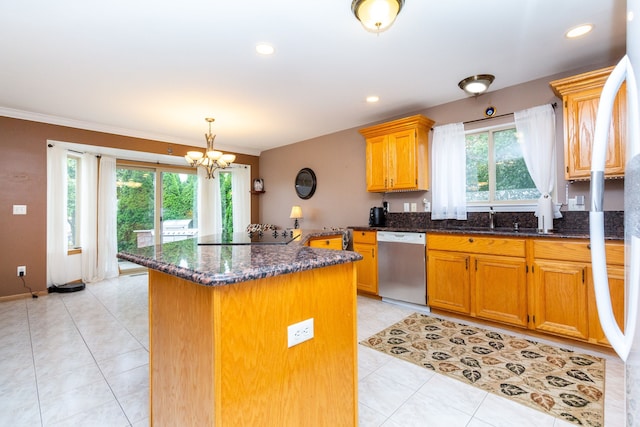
[184,118,236,179]
[351,0,404,33]
[565,23,594,38]
[458,74,495,96]
[255,43,275,55]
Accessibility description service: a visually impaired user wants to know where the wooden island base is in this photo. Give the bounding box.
[148,263,358,426]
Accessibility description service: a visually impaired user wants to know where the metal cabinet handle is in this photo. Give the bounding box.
[468,238,474,243]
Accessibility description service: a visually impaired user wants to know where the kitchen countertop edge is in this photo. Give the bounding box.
[349,226,623,240]
[118,229,361,287]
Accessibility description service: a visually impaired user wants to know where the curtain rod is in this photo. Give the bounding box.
[463,102,557,125]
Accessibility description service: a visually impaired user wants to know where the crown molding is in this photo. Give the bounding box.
[0,107,262,156]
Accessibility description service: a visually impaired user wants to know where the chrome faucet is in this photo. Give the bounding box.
[489,207,495,229]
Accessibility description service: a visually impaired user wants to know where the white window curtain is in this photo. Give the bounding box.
[96,156,119,279]
[514,104,562,229]
[80,153,99,283]
[431,123,467,220]
[46,144,70,286]
[197,168,222,235]
[231,166,251,232]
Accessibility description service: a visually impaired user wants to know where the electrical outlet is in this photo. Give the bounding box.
[410,203,417,212]
[17,266,26,276]
[403,203,410,212]
[287,318,314,348]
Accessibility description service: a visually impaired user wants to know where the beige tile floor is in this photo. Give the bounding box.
[0,273,625,426]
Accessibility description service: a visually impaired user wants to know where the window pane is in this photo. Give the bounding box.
[161,172,198,244]
[465,132,489,202]
[117,168,156,252]
[494,129,540,201]
[67,157,79,248]
[220,172,233,232]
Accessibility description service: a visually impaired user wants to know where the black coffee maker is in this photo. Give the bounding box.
[369,206,386,227]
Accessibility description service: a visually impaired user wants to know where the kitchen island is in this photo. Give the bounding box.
[118,230,361,427]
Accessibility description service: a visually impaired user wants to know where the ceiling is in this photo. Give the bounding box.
[0,0,627,156]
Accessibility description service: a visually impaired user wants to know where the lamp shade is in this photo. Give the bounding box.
[289,206,303,219]
[351,0,404,33]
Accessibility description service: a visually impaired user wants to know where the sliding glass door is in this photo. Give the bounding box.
[116,165,198,253]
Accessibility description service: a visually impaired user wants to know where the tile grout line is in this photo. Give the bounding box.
[25,298,44,427]
[57,292,134,426]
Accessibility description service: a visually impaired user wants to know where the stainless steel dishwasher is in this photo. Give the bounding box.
[377,231,427,306]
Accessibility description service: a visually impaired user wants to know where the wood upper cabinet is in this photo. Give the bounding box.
[550,66,627,180]
[360,114,434,192]
[427,234,527,327]
[352,230,378,295]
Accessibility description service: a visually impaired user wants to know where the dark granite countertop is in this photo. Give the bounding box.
[349,225,622,240]
[117,229,361,287]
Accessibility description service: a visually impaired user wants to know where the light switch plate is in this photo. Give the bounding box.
[403,203,410,212]
[410,203,417,212]
[13,205,27,215]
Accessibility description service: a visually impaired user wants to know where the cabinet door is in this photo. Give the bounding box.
[353,243,378,294]
[427,250,470,314]
[473,255,527,327]
[533,260,589,340]
[365,135,388,192]
[587,265,625,345]
[388,129,417,190]
[564,84,626,179]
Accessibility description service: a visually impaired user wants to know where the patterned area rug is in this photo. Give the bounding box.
[360,313,605,426]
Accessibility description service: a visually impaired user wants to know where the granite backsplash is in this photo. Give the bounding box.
[385,210,624,237]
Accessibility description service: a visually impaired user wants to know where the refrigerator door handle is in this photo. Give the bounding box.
[590,55,639,362]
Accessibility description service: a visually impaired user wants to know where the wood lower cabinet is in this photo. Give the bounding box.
[427,250,470,314]
[427,234,527,327]
[474,255,527,327]
[532,259,589,340]
[587,264,625,345]
[352,230,378,294]
[307,235,343,250]
[530,239,625,344]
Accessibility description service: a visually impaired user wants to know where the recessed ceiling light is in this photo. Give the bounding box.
[565,24,594,39]
[256,43,275,55]
[366,95,380,103]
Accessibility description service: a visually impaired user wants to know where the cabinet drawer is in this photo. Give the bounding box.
[533,239,623,264]
[308,236,343,250]
[428,234,525,257]
[353,230,376,245]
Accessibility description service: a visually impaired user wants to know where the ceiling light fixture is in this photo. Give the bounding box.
[565,23,594,39]
[366,95,380,103]
[256,43,275,55]
[351,0,404,33]
[458,74,495,96]
[184,118,236,179]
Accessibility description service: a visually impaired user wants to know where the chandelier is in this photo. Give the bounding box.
[184,118,236,179]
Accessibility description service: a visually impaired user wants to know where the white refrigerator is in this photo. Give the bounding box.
[590,0,640,425]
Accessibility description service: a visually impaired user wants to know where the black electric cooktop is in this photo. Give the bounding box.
[197,230,302,246]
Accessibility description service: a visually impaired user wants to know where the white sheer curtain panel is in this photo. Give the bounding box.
[97,156,119,279]
[197,168,222,235]
[80,153,99,283]
[514,104,562,230]
[46,144,70,286]
[431,123,467,220]
[231,166,251,232]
